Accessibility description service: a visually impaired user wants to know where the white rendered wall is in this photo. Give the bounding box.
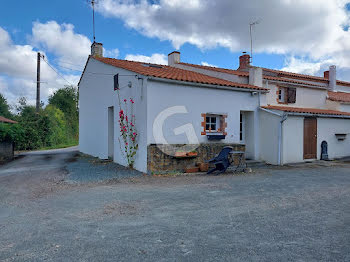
[281,116,304,164]
[146,80,260,159]
[280,116,350,163]
[259,110,280,165]
[318,118,350,159]
[339,104,350,113]
[264,82,328,109]
[335,85,350,93]
[79,58,148,172]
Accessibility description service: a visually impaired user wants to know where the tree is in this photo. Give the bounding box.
[44,105,67,146]
[0,93,12,118]
[48,86,79,140]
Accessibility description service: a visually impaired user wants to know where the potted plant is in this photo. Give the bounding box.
[175,150,187,157]
[186,150,198,157]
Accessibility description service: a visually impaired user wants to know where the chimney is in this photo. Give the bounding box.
[239,52,251,70]
[91,42,103,57]
[324,70,329,79]
[168,51,180,66]
[329,65,336,91]
[249,66,263,87]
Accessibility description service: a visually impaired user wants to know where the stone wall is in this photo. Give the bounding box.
[147,143,245,173]
[0,142,14,163]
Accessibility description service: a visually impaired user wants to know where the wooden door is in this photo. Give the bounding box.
[304,118,317,159]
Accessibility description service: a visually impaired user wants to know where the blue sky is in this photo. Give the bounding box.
[1,0,350,106]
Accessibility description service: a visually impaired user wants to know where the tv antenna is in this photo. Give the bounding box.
[249,20,260,64]
[88,0,98,42]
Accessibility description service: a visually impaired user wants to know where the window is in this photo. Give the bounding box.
[205,116,218,131]
[278,87,296,104]
[201,113,227,136]
[240,113,243,141]
[278,88,285,103]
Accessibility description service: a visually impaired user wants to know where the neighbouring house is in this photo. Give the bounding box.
[79,43,350,173]
[0,116,18,163]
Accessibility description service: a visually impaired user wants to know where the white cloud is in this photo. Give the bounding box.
[125,53,168,65]
[31,21,91,68]
[0,25,81,106]
[104,48,120,58]
[201,62,217,67]
[99,0,350,77]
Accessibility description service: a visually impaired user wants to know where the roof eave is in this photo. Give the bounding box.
[148,77,268,93]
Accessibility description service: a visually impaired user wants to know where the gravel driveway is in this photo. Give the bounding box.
[0,148,349,261]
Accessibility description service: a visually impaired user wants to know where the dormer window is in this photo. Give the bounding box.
[278,87,296,104]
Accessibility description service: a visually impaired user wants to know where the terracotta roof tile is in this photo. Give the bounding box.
[328,91,350,103]
[0,116,17,124]
[179,62,324,88]
[179,62,250,76]
[92,57,267,91]
[263,68,350,87]
[262,105,350,117]
[263,75,323,87]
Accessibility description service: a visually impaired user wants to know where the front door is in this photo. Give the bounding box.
[303,117,317,159]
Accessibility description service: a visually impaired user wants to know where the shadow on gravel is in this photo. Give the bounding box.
[65,153,144,183]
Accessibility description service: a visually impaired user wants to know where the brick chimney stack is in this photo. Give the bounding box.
[91,42,103,57]
[324,70,330,79]
[239,52,251,70]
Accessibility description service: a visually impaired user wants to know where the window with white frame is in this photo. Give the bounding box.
[278,88,285,103]
[201,113,227,136]
[205,116,219,132]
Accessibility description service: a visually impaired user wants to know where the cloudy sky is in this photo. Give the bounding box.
[1,0,350,107]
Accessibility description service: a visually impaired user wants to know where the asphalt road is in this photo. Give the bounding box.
[0,148,349,261]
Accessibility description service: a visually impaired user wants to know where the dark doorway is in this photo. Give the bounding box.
[304,117,317,159]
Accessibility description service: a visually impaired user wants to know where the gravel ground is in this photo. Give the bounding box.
[0,148,350,261]
[66,153,144,183]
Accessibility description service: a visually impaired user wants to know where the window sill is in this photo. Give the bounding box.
[206,132,226,140]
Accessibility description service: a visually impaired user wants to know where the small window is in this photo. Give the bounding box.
[278,89,284,102]
[278,87,296,104]
[201,113,227,137]
[205,116,218,131]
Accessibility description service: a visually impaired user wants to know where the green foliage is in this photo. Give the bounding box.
[0,86,79,151]
[48,86,79,141]
[0,123,24,145]
[44,105,68,146]
[0,93,12,119]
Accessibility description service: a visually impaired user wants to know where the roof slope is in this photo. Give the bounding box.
[328,91,350,103]
[179,62,323,88]
[262,105,350,117]
[91,57,267,91]
[0,116,17,124]
[179,62,249,76]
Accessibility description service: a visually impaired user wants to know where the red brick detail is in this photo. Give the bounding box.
[201,113,206,135]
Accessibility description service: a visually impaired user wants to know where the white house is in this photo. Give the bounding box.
[79,42,350,173]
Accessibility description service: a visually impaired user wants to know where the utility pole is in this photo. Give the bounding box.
[36,52,41,112]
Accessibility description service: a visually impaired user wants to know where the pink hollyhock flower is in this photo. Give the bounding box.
[124,99,127,102]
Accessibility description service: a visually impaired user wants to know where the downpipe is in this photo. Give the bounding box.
[278,113,288,165]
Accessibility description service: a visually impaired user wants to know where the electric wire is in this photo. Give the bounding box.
[41,57,75,86]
